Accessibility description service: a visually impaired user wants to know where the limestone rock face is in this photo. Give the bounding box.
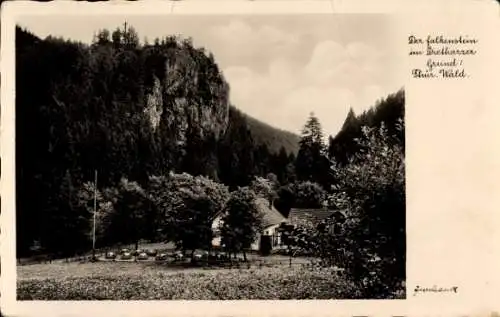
[144,42,230,147]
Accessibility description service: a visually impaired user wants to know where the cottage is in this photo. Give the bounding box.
[211,197,288,252]
[288,207,347,233]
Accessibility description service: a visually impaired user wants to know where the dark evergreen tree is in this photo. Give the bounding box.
[274,185,295,218]
[328,107,360,166]
[41,170,90,255]
[93,29,111,46]
[253,144,272,176]
[295,113,331,189]
[328,89,405,166]
[218,107,256,189]
[270,146,290,184]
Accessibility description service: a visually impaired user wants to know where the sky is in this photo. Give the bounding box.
[18,14,404,138]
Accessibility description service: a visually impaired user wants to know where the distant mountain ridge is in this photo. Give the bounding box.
[241,109,300,155]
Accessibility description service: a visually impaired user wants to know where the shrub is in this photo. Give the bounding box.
[137,252,149,260]
[105,252,116,260]
[328,121,406,298]
[290,181,326,209]
[146,249,158,256]
[120,252,132,260]
[285,120,406,299]
[155,253,168,261]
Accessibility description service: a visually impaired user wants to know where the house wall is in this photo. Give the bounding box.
[212,236,222,247]
[251,223,282,251]
[211,215,223,247]
[212,216,283,251]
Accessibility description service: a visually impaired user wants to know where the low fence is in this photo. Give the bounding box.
[17,255,346,277]
[17,244,347,272]
[17,253,105,266]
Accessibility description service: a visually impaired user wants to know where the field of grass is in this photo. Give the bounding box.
[18,261,362,300]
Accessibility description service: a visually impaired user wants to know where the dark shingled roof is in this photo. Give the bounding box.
[213,198,287,229]
[288,208,346,226]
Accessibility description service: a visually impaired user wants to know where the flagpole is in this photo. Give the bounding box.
[92,169,97,260]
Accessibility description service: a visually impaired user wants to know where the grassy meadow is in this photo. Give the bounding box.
[17,260,364,300]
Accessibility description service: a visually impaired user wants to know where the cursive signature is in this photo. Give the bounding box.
[413,285,458,296]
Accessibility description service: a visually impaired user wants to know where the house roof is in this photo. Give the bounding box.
[288,208,346,226]
[212,198,287,229]
[254,198,288,229]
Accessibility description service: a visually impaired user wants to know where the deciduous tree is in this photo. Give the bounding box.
[220,187,262,261]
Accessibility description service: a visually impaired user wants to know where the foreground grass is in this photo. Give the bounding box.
[18,263,363,300]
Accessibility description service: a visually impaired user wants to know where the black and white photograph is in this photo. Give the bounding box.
[11,11,406,300]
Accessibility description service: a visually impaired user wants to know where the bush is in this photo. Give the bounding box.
[105,252,116,260]
[146,249,158,256]
[290,181,326,209]
[284,120,406,299]
[120,252,132,260]
[328,121,405,298]
[155,253,168,261]
[137,252,149,260]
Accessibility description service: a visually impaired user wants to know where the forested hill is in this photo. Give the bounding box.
[232,107,300,155]
[15,25,298,255]
[244,112,300,155]
[328,90,405,166]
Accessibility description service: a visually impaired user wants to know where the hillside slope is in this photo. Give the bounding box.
[238,109,300,155]
[328,89,405,165]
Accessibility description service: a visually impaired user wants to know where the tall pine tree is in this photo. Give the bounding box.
[295,113,330,189]
[328,107,360,166]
